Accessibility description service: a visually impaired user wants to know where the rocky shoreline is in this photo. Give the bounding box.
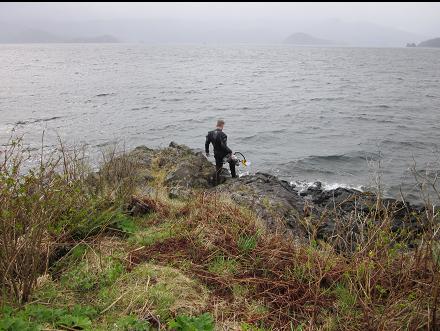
[123,142,426,250]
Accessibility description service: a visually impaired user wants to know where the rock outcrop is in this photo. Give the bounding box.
[122,142,426,249]
[217,174,424,249]
[123,142,214,197]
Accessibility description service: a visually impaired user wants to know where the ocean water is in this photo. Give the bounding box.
[1,44,440,201]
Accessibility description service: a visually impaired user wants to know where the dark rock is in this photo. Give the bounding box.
[216,172,307,236]
[126,196,154,216]
[160,143,215,189]
[128,145,155,167]
[168,187,191,199]
[116,143,428,250]
[216,171,426,249]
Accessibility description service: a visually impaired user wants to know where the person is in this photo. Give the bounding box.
[205,119,237,185]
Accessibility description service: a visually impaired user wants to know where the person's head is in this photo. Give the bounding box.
[216,119,225,130]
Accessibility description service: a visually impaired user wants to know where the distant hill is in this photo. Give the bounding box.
[284,32,336,45]
[0,19,428,46]
[418,37,440,48]
[0,24,120,43]
[68,35,119,43]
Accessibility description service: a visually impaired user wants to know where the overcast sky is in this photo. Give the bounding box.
[1,2,439,35]
[1,2,439,46]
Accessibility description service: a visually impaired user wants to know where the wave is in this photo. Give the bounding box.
[290,180,364,193]
[129,106,149,112]
[240,134,258,141]
[380,139,428,148]
[15,116,62,125]
[299,151,381,163]
[239,129,285,141]
[160,98,184,102]
[310,97,344,101]
[95,93,115,97]
[278,151,381,178]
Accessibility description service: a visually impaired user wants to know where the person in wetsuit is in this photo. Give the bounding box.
[205,119,236,185]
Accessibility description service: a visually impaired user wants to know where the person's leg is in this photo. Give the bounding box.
[229,160,237,178]
[215,158,223,185]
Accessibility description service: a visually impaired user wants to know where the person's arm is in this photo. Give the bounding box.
[205,133,210,156]
[220,132,232,155]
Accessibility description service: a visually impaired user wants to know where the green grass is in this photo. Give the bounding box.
[2,136,439,331]
[237,234,258,253]
[128,222,179,246]
[207,255,238,276]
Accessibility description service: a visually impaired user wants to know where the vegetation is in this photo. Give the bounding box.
[0,136,439,330]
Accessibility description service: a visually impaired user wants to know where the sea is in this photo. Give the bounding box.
[1,43,440,202]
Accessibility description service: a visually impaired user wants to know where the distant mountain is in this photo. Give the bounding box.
[293,19,426,47]
[284,32,336,45]
[68,35,119,43]
[0,19,428,46]
[0,24,119,43]
[418,37,440,48]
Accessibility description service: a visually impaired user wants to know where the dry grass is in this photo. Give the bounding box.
[1,135,439,330]
[126,192,439,330]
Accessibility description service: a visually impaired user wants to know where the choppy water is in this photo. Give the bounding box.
[1,44,440,201]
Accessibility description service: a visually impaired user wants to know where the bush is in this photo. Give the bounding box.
[114,315,151,331]
[0,304,97,330]
[0,136,138,304]
[168,313,214,331]
[0,137,94,303]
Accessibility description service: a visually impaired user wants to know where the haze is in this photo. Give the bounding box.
[1,2,439,46]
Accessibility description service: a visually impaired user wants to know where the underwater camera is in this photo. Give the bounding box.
[229,152,247,167]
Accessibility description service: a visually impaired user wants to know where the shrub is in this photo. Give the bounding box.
[0,137,94,303]
[168,313,214,331]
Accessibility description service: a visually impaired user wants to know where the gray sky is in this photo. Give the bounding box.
[1,2,439,35]
[1,2,439,45]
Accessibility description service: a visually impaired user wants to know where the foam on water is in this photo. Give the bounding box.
[290,180,364,193]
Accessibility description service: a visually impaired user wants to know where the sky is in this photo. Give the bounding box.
[1,2,440,34]
[1,2,439,45]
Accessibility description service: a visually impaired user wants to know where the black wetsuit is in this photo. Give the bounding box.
[205,128,236,184]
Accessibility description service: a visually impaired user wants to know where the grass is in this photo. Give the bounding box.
[1,135,439,330]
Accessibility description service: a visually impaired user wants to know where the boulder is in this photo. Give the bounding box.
[215,172,307,236]
[159,142,215,189]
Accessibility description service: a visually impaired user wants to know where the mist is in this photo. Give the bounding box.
[1,2,439,46]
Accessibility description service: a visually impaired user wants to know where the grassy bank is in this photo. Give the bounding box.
[0,138,439,330]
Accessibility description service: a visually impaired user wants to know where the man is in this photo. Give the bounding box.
[205,119,237,185]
